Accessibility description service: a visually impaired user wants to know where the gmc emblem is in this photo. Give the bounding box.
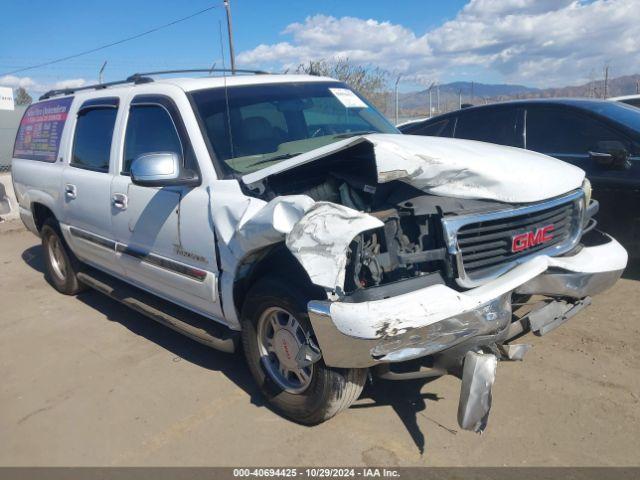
[511,225,554,253]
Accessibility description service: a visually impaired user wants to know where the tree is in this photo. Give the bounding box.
[14,87,32,106]
[295,58,389,113]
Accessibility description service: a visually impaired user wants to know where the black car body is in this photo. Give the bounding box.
[399,99,640,257]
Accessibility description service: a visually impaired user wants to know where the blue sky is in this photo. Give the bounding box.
[0,0,636,94]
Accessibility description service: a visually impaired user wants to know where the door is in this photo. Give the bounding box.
[61,97,122,275]
[525,105,640,255]
[111,94,224,319]
[453,107,524,147]
[525,106,640,188]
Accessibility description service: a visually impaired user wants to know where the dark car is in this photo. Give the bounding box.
[399,99,640,257]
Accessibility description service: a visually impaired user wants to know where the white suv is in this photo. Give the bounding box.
[11,70,627,432]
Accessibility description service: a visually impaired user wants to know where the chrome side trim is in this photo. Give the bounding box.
[115,244,207,282]
[441,189,585,288]
[69,226,117,250]
[68,226,207,282]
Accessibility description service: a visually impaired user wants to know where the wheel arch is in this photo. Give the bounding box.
[232,243,327,320]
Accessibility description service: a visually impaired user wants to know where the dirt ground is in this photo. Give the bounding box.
[1,220,639,466]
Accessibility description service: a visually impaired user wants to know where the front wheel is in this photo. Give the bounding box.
[241,276,367,425]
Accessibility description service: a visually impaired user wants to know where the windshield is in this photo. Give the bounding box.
[190,81,398,175]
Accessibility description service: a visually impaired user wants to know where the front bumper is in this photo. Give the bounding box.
[308,231,627,369]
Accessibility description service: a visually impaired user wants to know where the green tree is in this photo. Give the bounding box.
[14,87,32,106]
[296,58,389,113]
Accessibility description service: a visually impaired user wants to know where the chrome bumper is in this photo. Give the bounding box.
[308,232,627,369]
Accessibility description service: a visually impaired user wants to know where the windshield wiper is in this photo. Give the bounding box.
[332,130,376,138]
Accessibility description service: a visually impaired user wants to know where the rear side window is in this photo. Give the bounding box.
[123,105,182,173]
[404,118,454,137]
[71,107,118,172]
[13,97,73,162]
[526,107,627,154]
[454,108,522,147]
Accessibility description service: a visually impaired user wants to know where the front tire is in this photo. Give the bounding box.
[41,218,86,295]
[241,276,367,425]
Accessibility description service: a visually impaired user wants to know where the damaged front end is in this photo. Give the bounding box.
[216,134,627,433]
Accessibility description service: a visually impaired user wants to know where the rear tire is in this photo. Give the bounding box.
[241,276,367,425]
[41,218,86,295]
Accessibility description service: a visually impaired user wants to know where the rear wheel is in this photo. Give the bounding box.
[241,276,367,424]
[41,218,86,295]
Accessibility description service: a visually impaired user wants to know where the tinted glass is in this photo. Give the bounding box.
[71,107,117,171]
[454,108,522,147]
[575,100,640,132]
[526,107,629,154]
[620,98,640,109]
[190,82,397,175]
[123,105,182,173]
[405,118,454,137]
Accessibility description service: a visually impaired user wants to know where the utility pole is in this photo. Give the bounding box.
[436,82,440,114]
[223,0,236,74]
[636,79,639,94]
[458,88,462,109]
[394,75,401,125]
[471,81,474,105]
[603,65,609,99]
[427,81,435,118]
[98,61,107,84]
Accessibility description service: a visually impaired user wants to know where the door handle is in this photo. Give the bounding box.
[64,184,77,199]
[111,193,128,210]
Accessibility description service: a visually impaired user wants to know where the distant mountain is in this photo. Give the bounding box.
[397,74,640,116]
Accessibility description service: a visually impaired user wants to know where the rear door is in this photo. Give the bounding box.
[453,106,524,147]
[61,97,123,275]
[110,93,223,319]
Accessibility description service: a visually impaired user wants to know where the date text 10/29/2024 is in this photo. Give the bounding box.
[233,469,401,478]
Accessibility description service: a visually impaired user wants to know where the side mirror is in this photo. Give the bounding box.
[130,152,199,187]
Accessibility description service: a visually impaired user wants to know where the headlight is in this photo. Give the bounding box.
[582,178,592,206]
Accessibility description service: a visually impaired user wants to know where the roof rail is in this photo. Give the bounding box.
[39,68,270,100]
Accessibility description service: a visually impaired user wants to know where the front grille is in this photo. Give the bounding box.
[442,190,584,287]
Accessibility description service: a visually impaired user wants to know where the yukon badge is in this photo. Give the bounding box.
[511,225,554,253]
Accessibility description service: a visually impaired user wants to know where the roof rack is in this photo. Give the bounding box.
[39,68,270,100]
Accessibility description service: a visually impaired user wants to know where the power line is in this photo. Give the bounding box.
[0,5,220,77]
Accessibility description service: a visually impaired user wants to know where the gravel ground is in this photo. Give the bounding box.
[1,221,639,466]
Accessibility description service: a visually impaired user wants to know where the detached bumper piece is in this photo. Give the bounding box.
[457,351,497,433]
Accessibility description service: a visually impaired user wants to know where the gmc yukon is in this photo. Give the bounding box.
[11,70,628,432]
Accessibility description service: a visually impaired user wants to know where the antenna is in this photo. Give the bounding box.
[394,75,401,125]
[98,61,107,84]
[219,20,235,158]
[223,0,236,74]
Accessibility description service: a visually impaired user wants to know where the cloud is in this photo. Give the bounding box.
[0,76,88,95]
[237,0,640,86]
[0,75,37,89]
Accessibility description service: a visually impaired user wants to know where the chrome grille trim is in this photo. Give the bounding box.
[441,189,585,288]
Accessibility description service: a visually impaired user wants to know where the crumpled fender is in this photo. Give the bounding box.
[285,202,383,290]
[209,180,378,292]
[229,195,315,258]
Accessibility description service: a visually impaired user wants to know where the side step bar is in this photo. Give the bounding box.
[77,269,237,353]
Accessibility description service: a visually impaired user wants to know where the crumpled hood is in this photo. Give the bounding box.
[242,133,585,203]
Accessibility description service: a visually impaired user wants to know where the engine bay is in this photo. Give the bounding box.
[245,147,508,294]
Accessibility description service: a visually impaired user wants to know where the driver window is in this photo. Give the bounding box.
[123,105,182,173]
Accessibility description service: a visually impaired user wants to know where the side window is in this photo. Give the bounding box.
[123,105,182,173]
[71,106,118,172]
[526,108,628,155]
[406,118,454,137]
[454,108,522,147]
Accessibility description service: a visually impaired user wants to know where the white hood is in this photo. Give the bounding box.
[243,134,585,204]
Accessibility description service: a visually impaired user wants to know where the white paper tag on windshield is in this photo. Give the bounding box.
[329,88,368,108]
